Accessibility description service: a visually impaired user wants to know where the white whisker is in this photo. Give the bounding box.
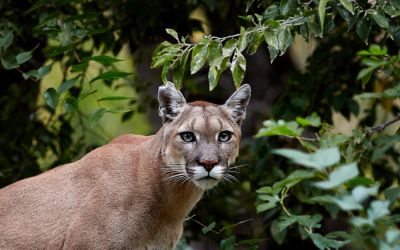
[222,173,239,184]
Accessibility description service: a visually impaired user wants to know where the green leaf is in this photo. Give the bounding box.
[318,0,328,32]
[207,41,222,62]
[371,11,389,28]
[320,134,349,148]
[248,31,264,55]
[16,51,33,65]
[311,194,362,211]
[310,233,350,250]
[356,17,371,43]
[43,88,58,110]
[98,96,135,101]
[384,187,400,203]
[161,64,170,84]
[37,64,52,79]
[257,195,279,213]
[309,195,336,204]
[278,216,297,232]
[57,77,79,94]
[265,29,280,62]
[351,216,372,227]
[71,62,89,72]
[296,214,323,229]
[264,30,279,49]
[300,23,310,42]
[390,0,400,9]
[357,67,374,88]
[89,108,106,127]
[268,46,279,63]
[314,163,359,189]
[105,108,134,113]
[339,0,354,14]
[280,0,297,16]
[273,170,315,190]
[352,185,379,203]
[202,222,216,234]
[255,120,303,138]
[83,55,122,66]
[346,176,376,188]
[190,43,208,74]
[220,235,236,250]
[361,58,388,68]
[270,219,287,245]
[0,30,13,51]
[368,200,390,221]
[172,49,189,90]
[64,96,78,113]
[208,65,220,91]
[256,186,279,195]
[386,229,400,244]
[358,44,387,56]
[273,147,340,170]
[166,28,179,42]
[263,4,280,20]
[208,56,230,91]
[237,27,248,52]
[79,90,97,100]
[151,41,177,68]
[90,71,132,84]
[246,0,256,12]
[222,39,238,57]
[1,55,19,70]
[382,85,400,98]
[296,112,321,127]
[230,49,246,89]
[47,44,75,57]
[278,215,322,233]
[277,28,293,55]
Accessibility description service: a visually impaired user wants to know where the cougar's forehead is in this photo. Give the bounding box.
[177,103,236,134]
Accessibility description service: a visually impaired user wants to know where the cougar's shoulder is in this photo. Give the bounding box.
[110,134,152,145]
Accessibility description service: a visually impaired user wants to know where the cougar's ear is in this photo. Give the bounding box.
[158,82,187,123]
[224,84,251,125]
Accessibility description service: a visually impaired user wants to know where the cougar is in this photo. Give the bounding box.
[0,82,251,249]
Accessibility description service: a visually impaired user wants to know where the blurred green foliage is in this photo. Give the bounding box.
[1,0,400,249]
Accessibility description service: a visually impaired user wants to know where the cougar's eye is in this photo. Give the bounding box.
[218,131,232,142]
[180,132,196,142]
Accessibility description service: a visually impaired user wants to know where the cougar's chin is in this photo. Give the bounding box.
[193,178,219,189]
[190,165,225,190]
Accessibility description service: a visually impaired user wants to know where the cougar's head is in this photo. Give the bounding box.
[158,82,251,190]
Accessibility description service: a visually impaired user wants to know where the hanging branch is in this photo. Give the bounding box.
[369,113,400,134]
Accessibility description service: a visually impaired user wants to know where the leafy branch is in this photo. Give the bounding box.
[152,0,400,91]
[369,113,400,134]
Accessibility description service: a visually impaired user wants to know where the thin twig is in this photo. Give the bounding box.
[189,218,224,238]
[16,68,38,82]
[297,136,319,142]
[369,113,400,134]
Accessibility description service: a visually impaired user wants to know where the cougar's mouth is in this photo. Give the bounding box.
[189,164,225,189]
[161,162,230,190]
[196,176,218,181]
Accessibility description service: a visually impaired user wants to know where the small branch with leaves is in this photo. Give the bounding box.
[369,113,400,134]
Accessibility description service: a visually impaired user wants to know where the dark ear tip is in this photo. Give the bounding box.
[239,84,251,93]
[158,81,176,93]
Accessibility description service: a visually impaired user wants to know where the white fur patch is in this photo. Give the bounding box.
[191,165,225,190]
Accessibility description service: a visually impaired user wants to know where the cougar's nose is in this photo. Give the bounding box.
[198,159,219,171]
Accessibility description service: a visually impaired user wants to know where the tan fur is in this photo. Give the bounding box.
[0,83,250,249]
